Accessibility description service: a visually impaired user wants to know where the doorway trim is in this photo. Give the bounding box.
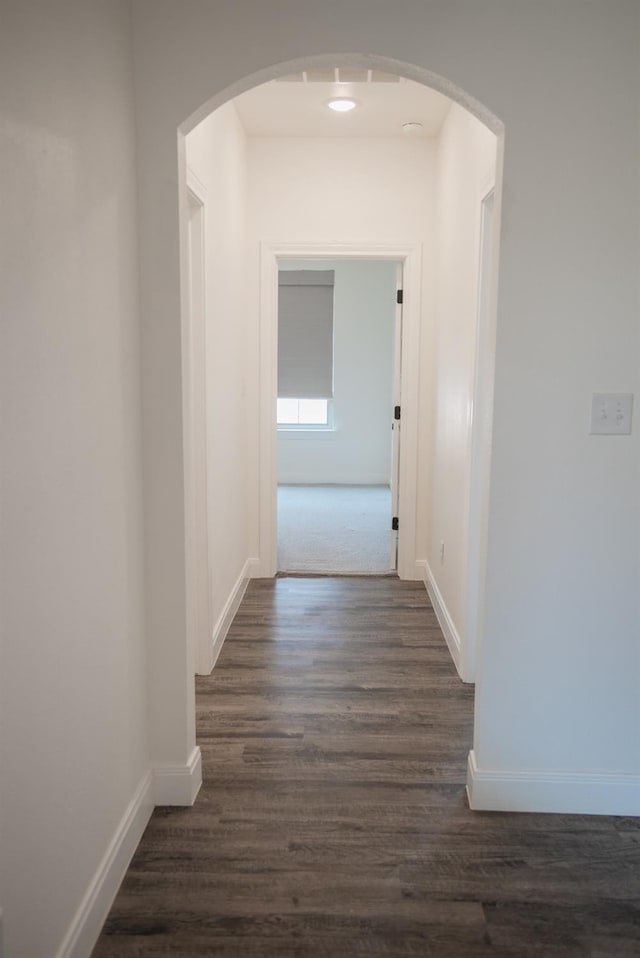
[463,179,498,682]
[256,241,423,581]
[183,168,213,675]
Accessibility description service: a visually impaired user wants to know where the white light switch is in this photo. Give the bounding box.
[589,393,633,435]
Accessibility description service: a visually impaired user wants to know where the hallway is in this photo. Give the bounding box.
[93,577,640,957]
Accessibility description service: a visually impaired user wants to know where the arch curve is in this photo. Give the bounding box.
[180,52,504,136]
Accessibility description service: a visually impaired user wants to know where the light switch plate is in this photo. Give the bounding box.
[589,393,633,435]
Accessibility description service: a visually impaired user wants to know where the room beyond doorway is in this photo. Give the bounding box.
[275,257,400,576]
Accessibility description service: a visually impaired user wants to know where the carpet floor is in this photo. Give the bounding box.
[277,484,393,574]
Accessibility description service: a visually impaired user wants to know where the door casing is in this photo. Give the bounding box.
[255,241,423,581]
[390,261,404,571]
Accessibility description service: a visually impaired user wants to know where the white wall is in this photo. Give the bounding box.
[185,104,251,672]
[0,3,150,956]
[277,259,397,485]
[247,135,435,547]
[131,0,640,816]
[420,103,497,679]
[248,137,435,246]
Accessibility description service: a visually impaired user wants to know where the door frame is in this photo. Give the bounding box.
[390,261,404,571]
[463,180,498,681]
[183,168,213,675]
[256,241,423,581]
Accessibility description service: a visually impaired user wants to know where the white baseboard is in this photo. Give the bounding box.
[467,750,640,816]
[278,475,390,486]
[416,559,467,682]
[153,746,202,806]
[201,560,251,674]
[246,556,273,579]
[55,771,154,958]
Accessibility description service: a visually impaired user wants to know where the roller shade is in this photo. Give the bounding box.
[277,270,334,399]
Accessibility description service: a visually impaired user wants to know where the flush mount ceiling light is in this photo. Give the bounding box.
[402,121,424,134]
[326,97,358,113]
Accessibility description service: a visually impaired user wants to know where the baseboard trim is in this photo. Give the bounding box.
[55,771,154,958]
[153,746,202,806]
[247,555,277,579]
[204,560,251,674]
[278,475,390,486]
[467,750,640,816]
[246,556,270,578]
[416,559,467,682]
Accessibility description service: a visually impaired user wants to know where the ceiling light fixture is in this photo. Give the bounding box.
[327,97,358,113]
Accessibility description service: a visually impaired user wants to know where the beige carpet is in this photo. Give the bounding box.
[277,484,393,574]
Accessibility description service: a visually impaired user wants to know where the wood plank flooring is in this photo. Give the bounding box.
[92,577,640,957]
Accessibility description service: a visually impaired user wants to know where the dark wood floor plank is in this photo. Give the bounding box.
[92,576,640,957]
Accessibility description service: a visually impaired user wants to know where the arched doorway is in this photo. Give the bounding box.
[169,53,503,803]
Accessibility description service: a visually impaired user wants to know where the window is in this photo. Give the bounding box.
[278,269,334,415]
[277,398,329,426]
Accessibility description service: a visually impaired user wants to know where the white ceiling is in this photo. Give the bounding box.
[233,70,451,138]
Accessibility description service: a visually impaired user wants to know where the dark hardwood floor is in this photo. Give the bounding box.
[93,577,640,957]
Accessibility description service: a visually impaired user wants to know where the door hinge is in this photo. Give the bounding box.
[392,516,399,532]
[396,289,404,305]
[394,405,401,421]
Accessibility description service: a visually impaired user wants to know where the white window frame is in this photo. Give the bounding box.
[277,397,335,433]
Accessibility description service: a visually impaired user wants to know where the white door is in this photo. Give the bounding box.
[389,261,403,570]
